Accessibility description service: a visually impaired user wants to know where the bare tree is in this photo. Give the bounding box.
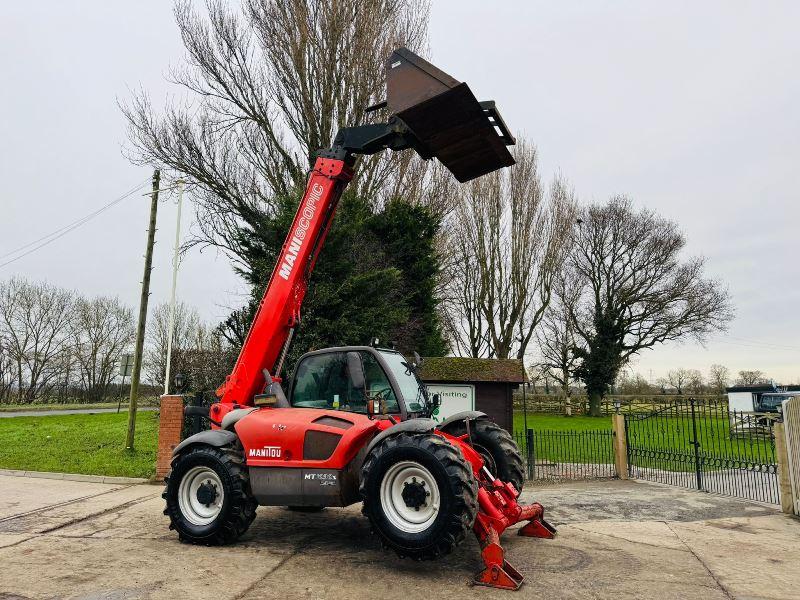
[536,275,580,403]
[570,197,733,415]
[0,277,74,402]
[667,369,689,394]
[736,369,768,386]
[708,364,730,393]
[687,369,704,394]
[122,0,429,271]
[71,296,135,402]
[445,141,577,359]
[0,333,15,402]
[145,301,201,389]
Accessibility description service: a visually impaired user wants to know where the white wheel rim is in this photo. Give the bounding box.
[178,466,225,526]
[379,461,440,534]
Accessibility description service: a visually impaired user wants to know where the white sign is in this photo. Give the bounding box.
[426,384,475,423]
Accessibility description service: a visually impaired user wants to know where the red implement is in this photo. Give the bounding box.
[473,474,557,590]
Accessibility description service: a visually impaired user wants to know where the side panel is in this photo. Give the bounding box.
[250,445,367,507]
[234,407,380,470]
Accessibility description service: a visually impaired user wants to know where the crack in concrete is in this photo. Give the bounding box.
[0,485,135,524]
[568,524,692,552]
[664,521,735,600]
[40,493,159,534]
[231,535,319,600]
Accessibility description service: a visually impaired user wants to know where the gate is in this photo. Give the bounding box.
[782,396,800,514]
[625,398,780,505]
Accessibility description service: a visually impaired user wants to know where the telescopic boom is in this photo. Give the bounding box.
[216,48,515,406]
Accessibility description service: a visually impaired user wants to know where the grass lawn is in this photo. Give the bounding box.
[0,411,158,478]
[513,411,612,432]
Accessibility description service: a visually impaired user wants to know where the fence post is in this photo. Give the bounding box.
[689,398,703,491]
[775,422,794,514]
[526,428,534,480]
[611,414,629,480]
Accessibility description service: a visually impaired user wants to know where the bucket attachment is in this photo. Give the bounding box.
[384,48,515,183]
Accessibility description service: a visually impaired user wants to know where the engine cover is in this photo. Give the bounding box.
[233,408,381,506]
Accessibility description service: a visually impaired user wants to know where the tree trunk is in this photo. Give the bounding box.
[588,391,602,417]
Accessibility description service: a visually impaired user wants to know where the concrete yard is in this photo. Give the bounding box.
[0,475,798,599]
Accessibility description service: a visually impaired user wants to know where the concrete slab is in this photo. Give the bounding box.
[0,475,797,599]
[0,484,159,534]
[0,473,124,520]
[671,514,800,600]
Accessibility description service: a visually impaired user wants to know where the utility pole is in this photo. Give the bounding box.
[126,169,160,450]
[164,178,184,396]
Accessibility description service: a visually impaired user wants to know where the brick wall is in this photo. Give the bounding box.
[156,395,184,480]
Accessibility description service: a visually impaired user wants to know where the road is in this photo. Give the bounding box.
[0,406,158,418]
[1,475,798,599]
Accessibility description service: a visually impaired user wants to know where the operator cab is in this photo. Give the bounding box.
[288,346,430,421]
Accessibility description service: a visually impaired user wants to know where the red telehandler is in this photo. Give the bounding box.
[164,48,556,590]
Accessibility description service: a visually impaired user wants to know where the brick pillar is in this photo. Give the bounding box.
[156,395,184,481]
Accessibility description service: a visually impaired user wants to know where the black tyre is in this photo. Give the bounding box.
[163,444,257,545]
[444,419,525,494]
[360,432,478,560]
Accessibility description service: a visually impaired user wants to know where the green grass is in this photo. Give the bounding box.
[514,412,612,432]
[0,411,158,478]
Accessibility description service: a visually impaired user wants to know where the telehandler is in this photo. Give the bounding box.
[165,48,556,590]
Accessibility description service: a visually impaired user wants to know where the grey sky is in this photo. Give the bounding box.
[1,1,798,382]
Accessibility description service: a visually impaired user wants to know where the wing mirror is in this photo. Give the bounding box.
[431,393,441,409]
[346,351,366,391]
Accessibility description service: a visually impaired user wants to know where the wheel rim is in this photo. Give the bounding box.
[379,461,440,534]
[178,466,225,526]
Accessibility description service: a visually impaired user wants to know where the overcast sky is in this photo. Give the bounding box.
[1,1,798,383]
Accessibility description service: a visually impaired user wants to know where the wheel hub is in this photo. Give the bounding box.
[177,466,225,526]
[196,481,218,507]
[379,461,441,534]
[401,477,430,510]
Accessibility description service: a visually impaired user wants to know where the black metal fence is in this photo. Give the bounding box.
[625,399,780,505]
[513,429,616,481]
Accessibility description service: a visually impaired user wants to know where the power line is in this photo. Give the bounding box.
[0,178,151,269]
[713,336,800,353]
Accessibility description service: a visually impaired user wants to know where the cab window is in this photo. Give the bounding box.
[361,352,399,414]
[291,352,364,412]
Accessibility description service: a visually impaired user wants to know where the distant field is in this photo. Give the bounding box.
[0,411,158,478]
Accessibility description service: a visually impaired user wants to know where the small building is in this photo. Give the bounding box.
[418,357,525,432]
[726,384,800,413]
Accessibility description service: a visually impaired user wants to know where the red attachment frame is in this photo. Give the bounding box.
[472,475,557,590]
[216,157,353,405]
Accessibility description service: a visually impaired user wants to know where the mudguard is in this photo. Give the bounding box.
[436,410,489,433]
[364,418,437,456]
[172,429,238,456]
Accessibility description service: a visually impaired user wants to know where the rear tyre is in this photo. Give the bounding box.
[163,444,257,545]
[444,419,525,494]
[360,432,478,560]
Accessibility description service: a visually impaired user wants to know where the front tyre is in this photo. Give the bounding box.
[360,432,477,560]
[163,444,256,545]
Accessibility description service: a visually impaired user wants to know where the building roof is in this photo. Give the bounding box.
[418,357,526,383]
[726,384,800,393]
